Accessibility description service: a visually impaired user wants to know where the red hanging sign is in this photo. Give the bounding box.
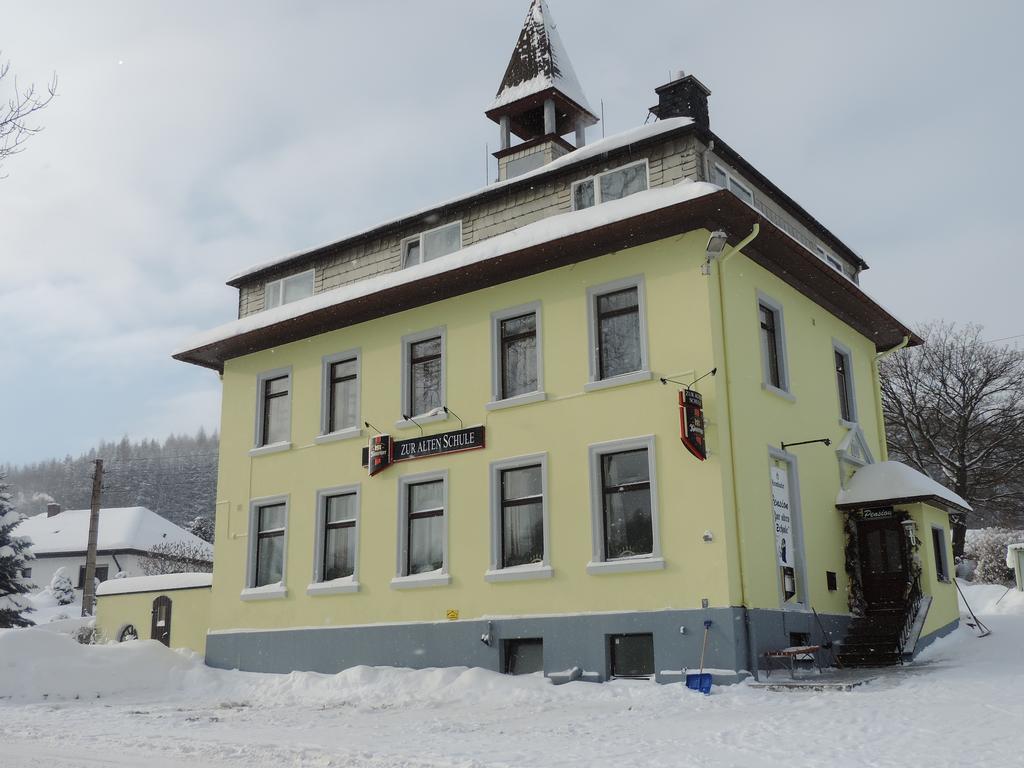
[679,389,707,461]
[367,434,393,477]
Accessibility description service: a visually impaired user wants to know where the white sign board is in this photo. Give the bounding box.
[770,466,794,567]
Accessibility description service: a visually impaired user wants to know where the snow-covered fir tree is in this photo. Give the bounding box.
[49,566,75,606]
[0,476,34,628]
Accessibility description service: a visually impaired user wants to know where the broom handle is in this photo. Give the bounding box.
[699,625,709,674]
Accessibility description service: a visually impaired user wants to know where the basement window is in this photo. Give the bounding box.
[572,161,649,210]
[403,221,462,268]
[265,269,314,310]
[609,633,654,679]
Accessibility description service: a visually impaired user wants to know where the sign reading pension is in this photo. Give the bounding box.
[770,466,794,567]
[361,425,485,474]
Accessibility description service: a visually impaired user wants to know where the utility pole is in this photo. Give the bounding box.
[81,459,103,617]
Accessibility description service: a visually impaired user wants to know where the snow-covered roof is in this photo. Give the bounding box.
[489,0,594,116]
[18,507,213,557]
[179,178,719,355]
[227,117,694,285]
[836,461,972,513]
[96,572,213,596]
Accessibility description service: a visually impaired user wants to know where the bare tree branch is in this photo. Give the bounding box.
[0,54,58,177]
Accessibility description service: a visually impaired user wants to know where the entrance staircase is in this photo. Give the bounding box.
[837,579,930,668]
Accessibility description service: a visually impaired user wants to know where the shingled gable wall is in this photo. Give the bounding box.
[235,131,854,319]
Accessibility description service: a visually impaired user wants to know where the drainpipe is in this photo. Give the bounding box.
[872,335,910,462]
[709,223,760,677]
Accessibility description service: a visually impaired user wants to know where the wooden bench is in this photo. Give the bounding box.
[763,645,822,678]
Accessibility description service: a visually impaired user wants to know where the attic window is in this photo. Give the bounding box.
[572,161,649,211]
[403,222,462,268]
[265,270,314,310]
[711,164,754,206]
[814,245,846,275]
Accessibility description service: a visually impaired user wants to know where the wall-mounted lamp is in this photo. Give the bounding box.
[402,414,424,436]
[701,230,729,275]
[364,421,383,435]
[901,518,920,549]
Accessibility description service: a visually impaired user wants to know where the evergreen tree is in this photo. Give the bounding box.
[0,476,34,628]
[49,566,75,606]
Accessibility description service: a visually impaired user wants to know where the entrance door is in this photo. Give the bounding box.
[857,517,908,609]
[151,596,172,647]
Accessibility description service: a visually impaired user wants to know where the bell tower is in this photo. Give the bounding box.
[485,0,598,180]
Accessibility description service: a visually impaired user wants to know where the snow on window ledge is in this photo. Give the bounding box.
[485,391,547,412]
[394,412,448,430]
[389,572,451,590]
[306,578,360,596]
[761,383,796,403]
[586,557,665,576]
[313,427,363,446]
[583,370,652,393]
[248,441,292,458]
[240,584,288,601]
[484,564,553,583]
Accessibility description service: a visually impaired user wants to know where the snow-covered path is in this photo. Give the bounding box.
[2,585,1022,768]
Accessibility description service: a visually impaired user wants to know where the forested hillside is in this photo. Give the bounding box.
[2,430,218,530]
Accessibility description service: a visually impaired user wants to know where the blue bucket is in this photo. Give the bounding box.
[685,672,712,695]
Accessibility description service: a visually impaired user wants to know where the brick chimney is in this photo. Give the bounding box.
[47,502,61,517]
[649,70,711,129]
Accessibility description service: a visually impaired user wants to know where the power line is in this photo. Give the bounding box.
[983,333,1024,344]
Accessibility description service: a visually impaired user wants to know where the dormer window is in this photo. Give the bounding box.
[403,222,462,268]
[265,269,314,310]
[814,245,846,276]
[572,161,649,210]
[711,164,754,206]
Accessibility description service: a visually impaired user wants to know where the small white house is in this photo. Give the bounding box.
[18,504,212,591]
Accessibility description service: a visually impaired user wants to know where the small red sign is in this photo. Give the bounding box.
[679,389,707,461]
[368,434,393,477]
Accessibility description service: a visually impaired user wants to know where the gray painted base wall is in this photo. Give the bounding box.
[913,617,959,655]
[206,607,853,684]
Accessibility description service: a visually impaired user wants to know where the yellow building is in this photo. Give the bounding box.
[99,0,963,681]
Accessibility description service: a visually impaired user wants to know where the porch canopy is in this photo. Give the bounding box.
[836,461,972,515]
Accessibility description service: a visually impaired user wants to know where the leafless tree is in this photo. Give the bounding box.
[880,323,1024,558]
[0,55,57,176]
[139,541,213,576]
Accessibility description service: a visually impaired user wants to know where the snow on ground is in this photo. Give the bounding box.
[1,583,1022,767]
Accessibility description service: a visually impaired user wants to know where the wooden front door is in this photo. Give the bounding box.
[857,516,908,609]
[151,596,172,647]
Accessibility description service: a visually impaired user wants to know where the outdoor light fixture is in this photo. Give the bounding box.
[364,421,383,435]
[901,518,920,549]
[402,414,424,436]
[701,230,729,275]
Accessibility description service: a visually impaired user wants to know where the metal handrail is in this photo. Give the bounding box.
[896,573,923,662]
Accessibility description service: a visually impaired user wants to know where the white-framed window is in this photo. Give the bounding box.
[832,341,856,424]
[930,525,950,583]
[488,302,545,409]
[317,349,361,442]
[402,221,462,268]
[265,269,314,310]
[242,495,288,600]
[585,276,651,391]
[757,293,792,398]
[308,485,361,595]
[399,328,446,424]
[572,160,649,210]
[710,163,754,206]
[586,436,664,575]
[814,245,846,275]
[253,367,292,453]
[392,470,450,589]
[487,454,551,582]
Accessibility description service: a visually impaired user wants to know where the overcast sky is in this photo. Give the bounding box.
[2,1,1022,466]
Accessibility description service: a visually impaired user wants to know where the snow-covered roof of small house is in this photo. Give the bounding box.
[836,461,972,514]
[488,0,595,118]
[96,572,213,597]
[18,507,213,557]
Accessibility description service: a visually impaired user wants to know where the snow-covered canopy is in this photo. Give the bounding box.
[96,571,212,596]
[489,0,594,116]
[836,461,971,513]
[18,507,213,556]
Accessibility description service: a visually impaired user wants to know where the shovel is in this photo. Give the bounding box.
[685,620,713,695]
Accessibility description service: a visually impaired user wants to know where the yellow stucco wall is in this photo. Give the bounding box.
[905,503,959,636]
[96,587,211,655]
[711,252,884,615]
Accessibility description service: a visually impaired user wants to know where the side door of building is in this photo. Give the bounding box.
[151,595,172,647]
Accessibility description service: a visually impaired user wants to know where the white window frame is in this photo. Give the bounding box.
[486,453,552,582]
[585,276,652,392]
[391,470,451,589]
[931,524,951,584]
[767,448,809,611]
[571,159,650,211]
[712,163,754,206]
[316,348,362,444]
[264,269,315,310]
[398,327,448,428]
[402,221,463,268]
[756,292,793,401]
[814,245,846,275]
[307,484,361,595]
[832,339,857,426]
[251,367,293,455]
[487,301,546,411]
[241,494,289,601]
[586,435,664,575]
